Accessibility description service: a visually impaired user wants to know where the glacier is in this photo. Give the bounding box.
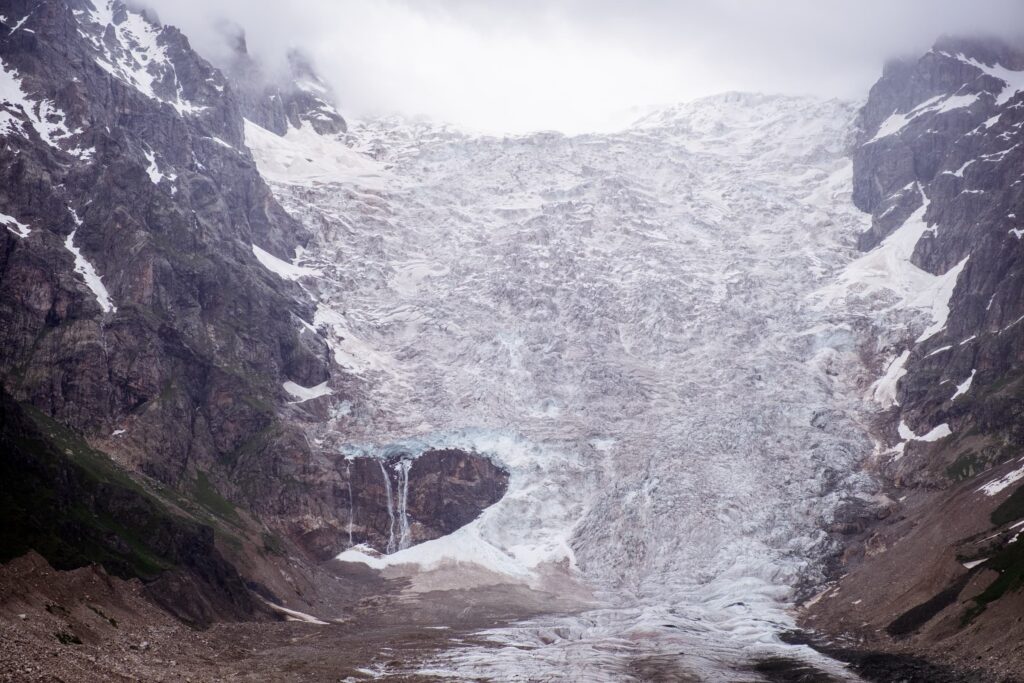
[246,93,887,680]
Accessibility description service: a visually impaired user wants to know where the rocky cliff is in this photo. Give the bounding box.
[0,0,327,499]
[318,449,509,558]
[804,36,1024,678]
[217,23,346,138]
[0,387,266,627]
[0,0,507,620]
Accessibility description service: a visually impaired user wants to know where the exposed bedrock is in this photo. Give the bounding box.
[803,36,1024,678]
[294,449,509,560]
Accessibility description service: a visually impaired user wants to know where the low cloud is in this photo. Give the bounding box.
[145,0,1024,133]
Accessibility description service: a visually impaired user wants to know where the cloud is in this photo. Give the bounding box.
[144,0,1024,133]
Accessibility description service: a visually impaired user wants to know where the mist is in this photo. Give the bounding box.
[144,0,1024,133]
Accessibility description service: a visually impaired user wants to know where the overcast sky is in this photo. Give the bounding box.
[146,0,1024,133]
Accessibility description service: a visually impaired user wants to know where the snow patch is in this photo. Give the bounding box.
[0,58,92,159]
[0,211,30,238]
[251,243,320,280]
[207,135,234,149]
[261,600,329,626]
[64,229,116,313]
[915,255,968,342]
[244,119,386,187]
[952,53,1024,106]
[898,420,952,442]
[9,14,31,33]
[943,159,974,177]
[978,460,1024,496]
[951,370,975,401]
[871,350,909,406]
[76,1,207,116]
[818,187,969,343]
[283,380,332,403]
[1002,314,1024,333]
[867,93,978,144]
[143,148,164,184]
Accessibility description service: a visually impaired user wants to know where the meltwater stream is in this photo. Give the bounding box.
[248,94,883,680]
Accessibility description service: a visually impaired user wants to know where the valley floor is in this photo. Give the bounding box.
[3,550,1014,683]
[0,552,552,682]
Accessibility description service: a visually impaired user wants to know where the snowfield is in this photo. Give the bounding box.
[249,93,884,680]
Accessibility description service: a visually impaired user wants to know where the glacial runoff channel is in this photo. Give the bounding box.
[247,94,881,680]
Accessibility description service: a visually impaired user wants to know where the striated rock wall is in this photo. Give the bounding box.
[805,36,1024,677]
[297,449,509,560]
[0,387,267,627]
[0,0,506,590]
[217,22,347,136]
[0,0,328,487]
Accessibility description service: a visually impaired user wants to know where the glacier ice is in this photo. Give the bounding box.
[250,93,883,680]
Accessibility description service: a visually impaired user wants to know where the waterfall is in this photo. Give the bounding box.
[346,461,354,547]
[397,459,412,550]
[379,459,396,554]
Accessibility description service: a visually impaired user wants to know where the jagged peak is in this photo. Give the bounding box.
[68,0,228,117]
[214,25,345,137]
[285,49,324,90]
[214,17,249,57]
[931,34,1024,70]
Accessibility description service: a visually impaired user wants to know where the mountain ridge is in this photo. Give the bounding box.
[801,35,1024,679]
[0,0,505,609]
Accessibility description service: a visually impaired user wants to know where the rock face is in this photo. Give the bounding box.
[218,23,347,136]
[804,37,1024,675]
[854,37,1024,485]
[0,0,327,490]
[0,387,265,627]
[311,450,509,559]
[0,0,506,605]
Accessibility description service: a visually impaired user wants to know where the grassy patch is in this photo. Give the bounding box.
[945,450,985,482]
[87,604,118,628]
[992,483,1024,527]
[191,471,241,526]
[22,406,145,495]
[2,397,178,579]
[961,534,1024,625]
[261,531,287,557]
[54,630,82,645]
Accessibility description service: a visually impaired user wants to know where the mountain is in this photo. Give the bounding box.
[0,0,505,625]
[801,36,1024,675]
[216,21,347,137]
[1,2,1023,680]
